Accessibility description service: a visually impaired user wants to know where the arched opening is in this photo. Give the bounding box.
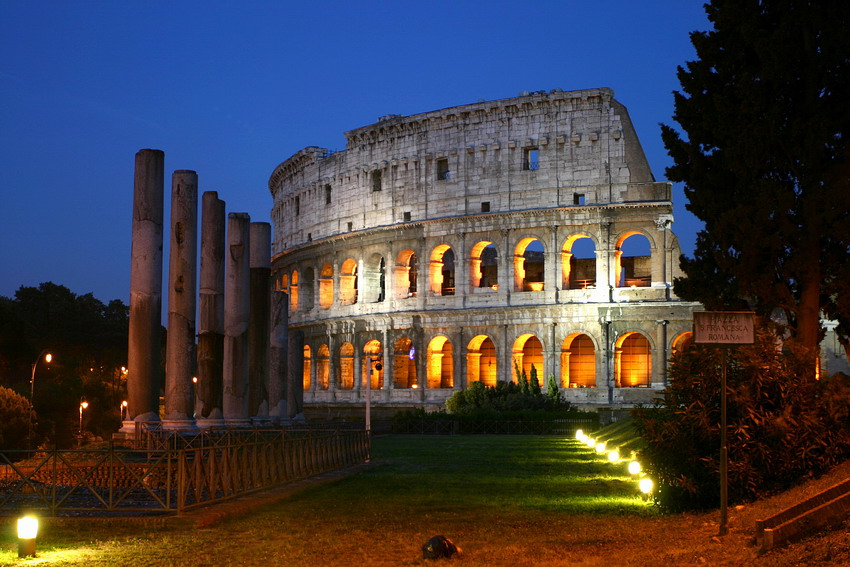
[562,235,597,289]
[615,232,652,287]
[671,332,694,357]
[561,334,595,388]
[616,332,652,387]
[290,269,299,312]
[363,254,386,303]
[338,342,355,389]
[301,267,315,310]
[429,245,455,296]
[514,238,545,291]
[395,249,418,298]
[317,344,330,389]
[427,336,454,388]
[280,273,290,295]
[512,334,544,384]
[302,344,312,390]
[362,340,384,390]
[393,337,418,388]
[340,258,358,305]
[319,263,334,309]
[470,241,498,290]
[467,335,497,386]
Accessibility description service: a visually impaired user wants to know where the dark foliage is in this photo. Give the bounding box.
[633,324,850,511]
[0,386,38,451]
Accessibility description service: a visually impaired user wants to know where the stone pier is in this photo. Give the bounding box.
[196,191,226,428]
[125,149,164,432]
[223,213,251,426]
[287,329,305,422]
[163,170,198,431]
[268,291,288,421]
[248,222,271,424]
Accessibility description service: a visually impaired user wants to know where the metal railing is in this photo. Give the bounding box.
[0,429,370,516]
[391,418,597,435]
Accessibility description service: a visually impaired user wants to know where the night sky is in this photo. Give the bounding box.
[0,1,709,307]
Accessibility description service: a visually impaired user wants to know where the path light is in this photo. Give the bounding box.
[595,442,607,454]
[79,398,89,434]
[628,461,642,475]
[607,449,620,462]
[575,429,584,440]
[18,515,38,557]
[639,477,654,494]
[585,437,596,448]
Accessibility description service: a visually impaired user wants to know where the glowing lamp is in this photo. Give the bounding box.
[18,516,38,557]
[607,449,619,462]
[628,461,642,475]
[595,442,606,454]
[575,429,584,439]
[639,477,654,494]
[585,437,596,447]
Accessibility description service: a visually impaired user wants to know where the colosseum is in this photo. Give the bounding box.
[268,88,702,412]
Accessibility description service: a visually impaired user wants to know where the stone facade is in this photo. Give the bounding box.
[268,88,702,409]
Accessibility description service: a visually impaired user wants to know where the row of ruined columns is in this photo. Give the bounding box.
[123,149,303,433]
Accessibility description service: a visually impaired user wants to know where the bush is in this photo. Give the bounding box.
[633,324,850,511]
[0,386,38,451]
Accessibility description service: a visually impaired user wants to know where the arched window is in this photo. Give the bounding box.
[340,258,358,305]
[470,241,498,291]
[338,342,355,389]
[671,332,694,357]
[393,337,418,388]
[615,232,652,288]
[561,334,595,388]
[303,344,312,390]
[363,254,386,303]
[290,270,299,312]
[427,336,454,388]
[319,263,334,309]
[395,250,418,298]
[429,245,455,296]
[514,238,545,291]
[317,344,330,390]
[512,334,544,384]
[562,235,597,289]
[362,340,383,390]
[467,335,497,386]
[280,273,290,294]
[616,332,652,387]
[301,267,315,311]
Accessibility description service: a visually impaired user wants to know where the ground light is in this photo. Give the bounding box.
[18,516,38,558]
[575,429,584,440]
[628,461,642,475]
[639,477,654,494]
[607,449,620,462]
[595,442,607,454]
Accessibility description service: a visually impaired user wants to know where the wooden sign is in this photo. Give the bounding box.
[693,311,755,345]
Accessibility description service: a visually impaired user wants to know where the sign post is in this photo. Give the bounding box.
[693,311,755,537]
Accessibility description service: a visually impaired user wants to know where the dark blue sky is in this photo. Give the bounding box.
[0,1,709,305]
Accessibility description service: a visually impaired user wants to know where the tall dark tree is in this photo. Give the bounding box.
[663,0,850,365]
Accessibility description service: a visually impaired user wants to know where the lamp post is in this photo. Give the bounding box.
[30,351,52,402]
[79,398,89,435]
[120,400,128,420]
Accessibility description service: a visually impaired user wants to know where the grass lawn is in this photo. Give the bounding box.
[1,435,847,566]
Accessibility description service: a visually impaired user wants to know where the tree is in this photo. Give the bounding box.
[662,0,850,365]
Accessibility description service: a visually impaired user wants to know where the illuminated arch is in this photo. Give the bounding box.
[429,245,455,296]
[392,337,418,388]
[514,238,545,292]
[338,342,355,389]
[395,249,418,298]
[615,332,652,387]
[562,234,597,289]
[512,334,544,384]
[671,332,694,357]
[317,344,330,390]
[362,340,384,390]
[302,344,311,390]
[280,273,290,294]
[340,258,358,305]
[319,263,334,309]
[290,269,299,312]
[467,335,497,386]
[561,333,596,388]
[362,253,386,303]
[614,232,653,288]
[427,336,454,388]
[469,241,498,290]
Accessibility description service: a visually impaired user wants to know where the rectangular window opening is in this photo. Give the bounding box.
[523,147,539,171]
[347,222,353,231]
[574,193,585,205]
[436,158,449,180]
[307,233,312,242]
[295,195,300,215]
[371,170,382,192]
[481,201,491,213]
[325,184,332,204]
[403,211,411,222]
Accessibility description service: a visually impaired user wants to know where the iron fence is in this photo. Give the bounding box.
[0,428,370,516]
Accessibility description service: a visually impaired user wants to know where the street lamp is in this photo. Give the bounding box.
[119,400,128,420]
[30,351,53,401]
[79,397,89,435]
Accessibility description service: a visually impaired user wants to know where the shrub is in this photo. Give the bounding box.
[0,386,38,451]
[633,324,850,511]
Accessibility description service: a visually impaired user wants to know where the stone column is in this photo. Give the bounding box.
[287,329,305,422]
[249,222,271,424]
[125,149,164,433]
[268,291,288,423]
[223,213,251,426]
[163,170,198,431]
[196,192,225,428]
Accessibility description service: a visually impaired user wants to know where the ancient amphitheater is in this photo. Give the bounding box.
[269,88,702,410]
